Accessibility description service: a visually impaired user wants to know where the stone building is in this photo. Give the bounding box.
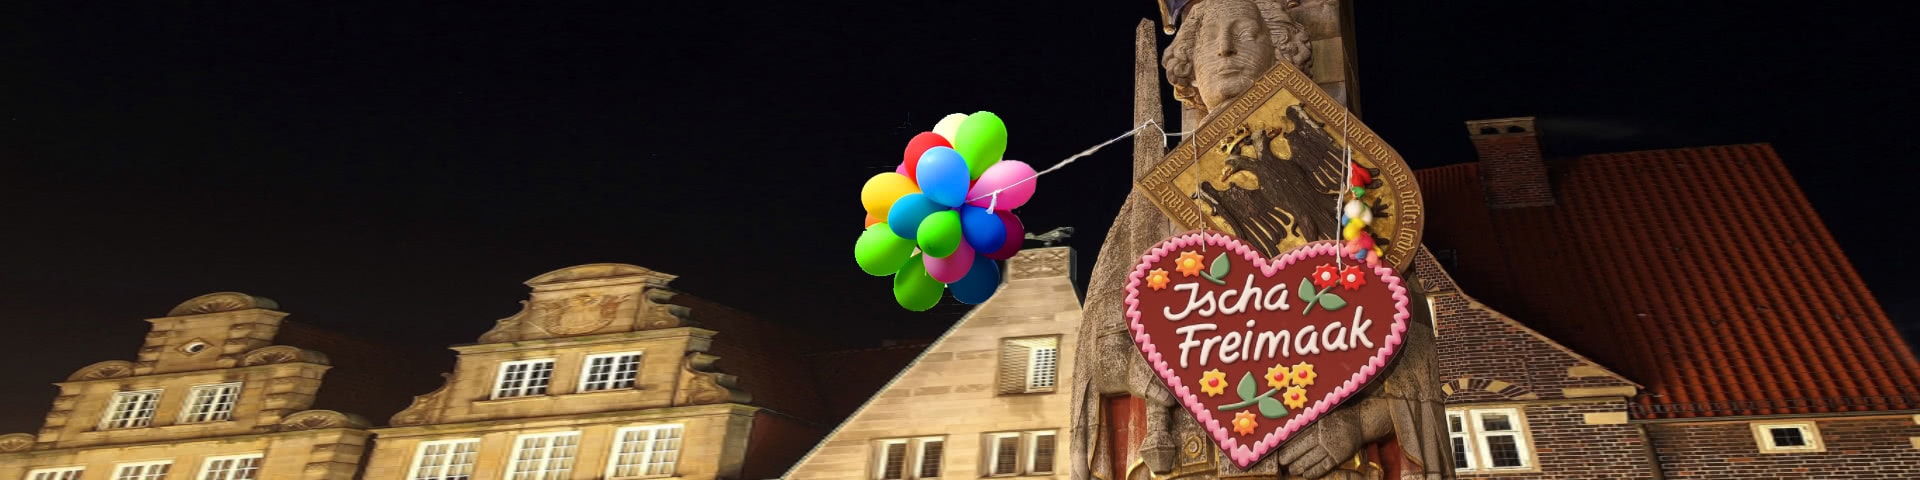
[784,248,1083,480]
[359,263,838,480]
[0,292,436,480]
[1415,117,1920,478]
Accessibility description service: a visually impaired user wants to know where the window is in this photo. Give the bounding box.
[984,431,1054,477]
[408,438,480,480]
[197,454,262,480]
[608,424,683,479]
[27,467,84,480]
[870,436,943,479]
[997,336,1060,394]
[506,431,580,480]
[1753,422,1825,453]
[580,352,643,392]
[100,390,162,429]
[112,461,171,480]
[179,383,241,424]
[493,359,556,399]
[1446,408,1533,472]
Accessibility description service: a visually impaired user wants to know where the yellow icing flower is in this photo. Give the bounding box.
[1146,268,1170,290]
[1290,362,1318,387]
[1232,411,1259,436]
[1174,251,1206,277]
[1282,386,1310,409]
[1198,369,1228,397]
[1264,364,1291,390]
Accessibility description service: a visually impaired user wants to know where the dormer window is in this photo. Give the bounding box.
[179,382,241,423]
[100,389,162,429]
[493,359,556,399]
[579,352,643,392]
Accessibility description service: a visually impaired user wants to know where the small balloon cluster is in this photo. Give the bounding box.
[855,112,1039,311]
[1339,162,1385,267]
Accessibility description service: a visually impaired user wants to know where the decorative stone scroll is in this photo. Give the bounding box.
[277,410,371,431]
[67,360,136,381]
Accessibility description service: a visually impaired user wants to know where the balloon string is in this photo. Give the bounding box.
[964,119,1191,204]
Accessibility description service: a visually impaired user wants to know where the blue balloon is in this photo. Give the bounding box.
[959,205,1007,253]
[887,193,946,239]
[950,254,1002,304]
[916,146,971,208]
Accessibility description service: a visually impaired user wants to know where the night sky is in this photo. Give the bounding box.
[1,2,1913,432]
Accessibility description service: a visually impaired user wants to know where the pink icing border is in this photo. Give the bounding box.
[1122,232,1411,468]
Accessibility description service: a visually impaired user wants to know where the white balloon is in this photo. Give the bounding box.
[932,113,968,142]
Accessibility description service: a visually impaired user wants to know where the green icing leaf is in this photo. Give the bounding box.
[1237,372,1257,401]
[1319,293,1348,311]
[1298,278,1316,302]
[1209,253,1231,278]
[1258,396,1289,419]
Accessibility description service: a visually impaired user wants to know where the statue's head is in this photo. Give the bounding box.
[1164,0,1310,119]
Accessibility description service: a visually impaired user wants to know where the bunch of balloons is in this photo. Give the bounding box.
[855,111,1040,311]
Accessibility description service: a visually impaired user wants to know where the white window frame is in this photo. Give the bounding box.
[492,359,556,399]
[504,431,581,480]
[111,460,172,480]
[606,424,683,479]
[870,436,943,480]
[578,351,644,392]
[99,389,163,430]
[985,432,1023,477]
[406,438,481,480]
[178,382,242,424]
[1446,411,1477,471]
[1752,421,1825,453]
[196,453,263,480]
[1025,344,1059,392]
[26,466,85,480]
[1025,430,1056,474]
[1446,408,1534,472]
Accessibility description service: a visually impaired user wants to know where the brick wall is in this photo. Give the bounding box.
[1647,416,1920,479]
[1455,400,1655,480]
[1467,118,1553,209]
[1432,291,1634,402]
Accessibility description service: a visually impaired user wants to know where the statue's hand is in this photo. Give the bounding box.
[1274,409,1367,479]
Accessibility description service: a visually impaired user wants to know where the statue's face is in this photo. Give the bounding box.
[1190,0,1275,112]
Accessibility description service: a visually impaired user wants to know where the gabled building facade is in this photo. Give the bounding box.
[785,248,1083,480]
[360,263,833,480]
[0,293,386,480]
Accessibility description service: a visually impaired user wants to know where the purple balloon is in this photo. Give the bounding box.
[982,211,1025,260]
[925,241,975,283]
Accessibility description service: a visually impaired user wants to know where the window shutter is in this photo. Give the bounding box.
[997,342,1032,394]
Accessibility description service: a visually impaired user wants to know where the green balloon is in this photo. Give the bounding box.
[953,111,1007,180]
[854,223,916,276]
[916,210,963,258]
[892,254,944,311]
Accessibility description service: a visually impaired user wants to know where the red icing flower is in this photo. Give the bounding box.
[1311,264,1339,288]
[1339,266,1366,290]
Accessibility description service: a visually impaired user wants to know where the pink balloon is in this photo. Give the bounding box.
[966,160,1037,211]
[925,241,975,283]
[895,162,910,176]
[983,211,1025,260]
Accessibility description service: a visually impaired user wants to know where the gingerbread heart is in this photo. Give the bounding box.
[1123,232,1410,467]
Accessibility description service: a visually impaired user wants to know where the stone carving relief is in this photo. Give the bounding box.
[389,374,452,427]
[68,360,135,381]
[277,410,370,431]
[642,289,695,330]
[0,433,35,452]
[1009,248,1073,280]
[241,345,331,366]
[1164,0,1311,121]
[166,292,279,316]
[530,293,632,335]
[676,353,750,406]
[478,301,532,344]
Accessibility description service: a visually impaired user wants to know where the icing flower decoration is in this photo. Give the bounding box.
[1311,264,1339,288]
[1232,411,1259,436]
[1339,266,1366,290]
[1175,251,1205,277]
[1282,386,1310,409]
[1199,369,1229,396]
[1349,161,1372,187]
[1265,364,1292,390]
[1146,268,1171,291]
[1290,362,1318,387]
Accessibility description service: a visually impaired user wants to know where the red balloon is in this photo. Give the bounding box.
[983,211,1025,260]
[901,132,951,180]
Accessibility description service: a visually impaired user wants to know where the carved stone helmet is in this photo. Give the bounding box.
[1163,0,1311,119]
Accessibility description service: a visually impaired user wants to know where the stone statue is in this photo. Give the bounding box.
[1163,0,1311,122]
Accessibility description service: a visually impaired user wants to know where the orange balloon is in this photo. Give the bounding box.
[864,214,883,228]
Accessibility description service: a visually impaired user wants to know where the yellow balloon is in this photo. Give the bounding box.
[861,172,921,218]
[932,113,968,143]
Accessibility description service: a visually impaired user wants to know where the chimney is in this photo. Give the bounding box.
[1466,117,1554,208]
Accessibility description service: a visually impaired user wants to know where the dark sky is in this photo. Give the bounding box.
[1,2,1912,432]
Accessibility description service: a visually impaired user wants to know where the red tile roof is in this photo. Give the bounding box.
[1415,144,1920,418]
